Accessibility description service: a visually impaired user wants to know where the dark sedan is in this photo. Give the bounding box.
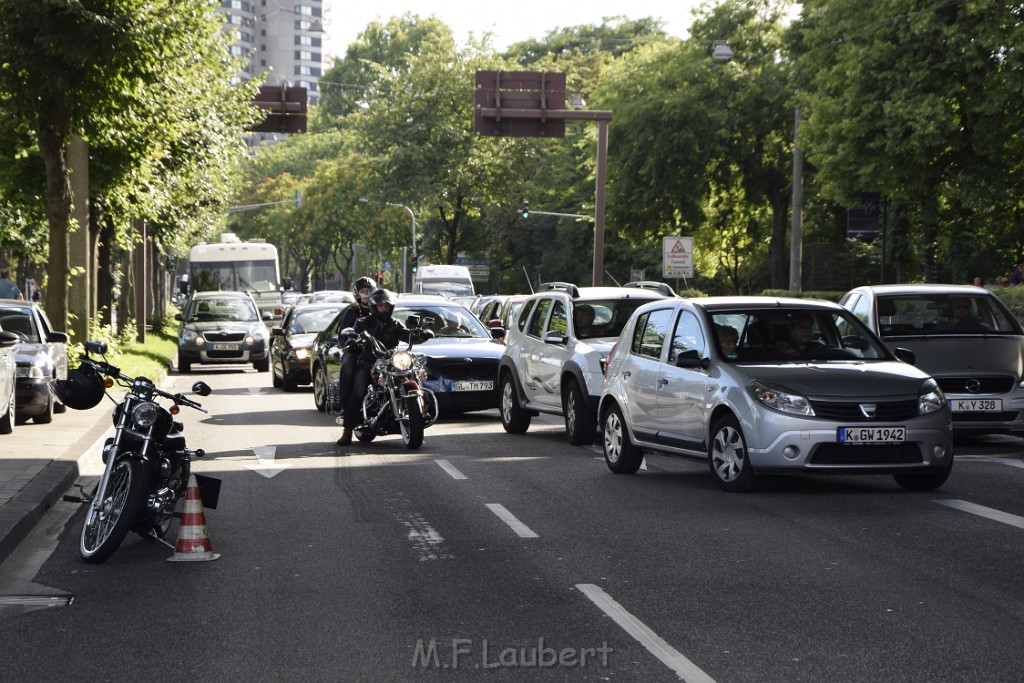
[310,297,505,415]
[0,299,69,424]
[270,302,349,391]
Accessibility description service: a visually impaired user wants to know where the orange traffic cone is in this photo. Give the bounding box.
[167,475,221,562]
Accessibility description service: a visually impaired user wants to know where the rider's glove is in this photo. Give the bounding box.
[413,329,434,343]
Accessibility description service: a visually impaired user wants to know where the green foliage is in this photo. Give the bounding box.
[760,289,846,302]
[992,287,1024,324]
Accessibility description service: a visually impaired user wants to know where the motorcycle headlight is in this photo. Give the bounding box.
[391,350,414,371]
[918,378,945,415]
[132,401,162,428]
[749,381,815,416]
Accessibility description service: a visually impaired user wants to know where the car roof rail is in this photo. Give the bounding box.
[624,281,676,297]
[538,282,580,297]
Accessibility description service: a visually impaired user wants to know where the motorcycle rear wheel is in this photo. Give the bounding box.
[80,458,147,564]
[400,396,425,449]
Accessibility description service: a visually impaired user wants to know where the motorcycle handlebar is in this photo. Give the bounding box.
[77,351,208,413]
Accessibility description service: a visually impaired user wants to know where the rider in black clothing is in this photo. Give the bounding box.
[333,277,375,421]
[336,288,430,446]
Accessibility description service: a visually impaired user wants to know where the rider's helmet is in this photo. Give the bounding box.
[49,364,106,410]
[368,288,397,321]
[352,276,375,305]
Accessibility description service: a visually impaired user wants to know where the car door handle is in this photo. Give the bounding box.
[658,378,668,386]
[622,371,630,378]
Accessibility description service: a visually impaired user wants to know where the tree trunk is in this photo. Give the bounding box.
[37,97,72,332]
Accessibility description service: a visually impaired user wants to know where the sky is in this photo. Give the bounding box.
[323,0,707,57]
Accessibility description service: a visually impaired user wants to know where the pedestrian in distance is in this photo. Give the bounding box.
[0,268,23,300]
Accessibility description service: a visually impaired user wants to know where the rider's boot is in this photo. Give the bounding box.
[336,428,353,446]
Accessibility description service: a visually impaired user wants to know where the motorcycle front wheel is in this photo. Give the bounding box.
[80,457,147,564]
[400,395,425,449]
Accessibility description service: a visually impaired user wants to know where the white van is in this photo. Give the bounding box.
[413,265,475,297]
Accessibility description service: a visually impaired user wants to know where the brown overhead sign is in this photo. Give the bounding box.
[474,70,566,138]
[249,85,308,134]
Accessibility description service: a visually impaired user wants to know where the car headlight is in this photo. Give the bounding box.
[180,329,203,344]
[131,401,162,428]
[391,350,414,371]
[289,347,311,361]
[749,381,815,416]
[16,365,44,379]
[918,378,945,415]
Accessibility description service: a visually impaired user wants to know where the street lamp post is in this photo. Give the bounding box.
[360,198,417,292]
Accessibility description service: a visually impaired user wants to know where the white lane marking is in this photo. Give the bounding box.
[485,503,539,538]
[576,584,715,683]
[435,459,468,480]
[933,499,1024,530]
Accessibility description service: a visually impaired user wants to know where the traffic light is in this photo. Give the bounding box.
[520,201,529,219]
[411,253,419,273]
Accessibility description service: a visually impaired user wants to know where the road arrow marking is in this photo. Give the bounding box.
[243,445,291,478]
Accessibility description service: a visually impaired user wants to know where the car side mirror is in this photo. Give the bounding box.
[261,312,273,321]
[271,327,284,336]
[894,347,916,365]
[191,381,212,397]
[490,327,506,341]
[0,331,17,348]
[46,331,69,343]
[174,313,183,321]
[675,349,710,369]
[542,330,567,345]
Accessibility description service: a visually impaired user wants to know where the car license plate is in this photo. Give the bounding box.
[838,426,906,444]
[455,380,493,392]
[211,343,240,351]
[951,398,1002,412]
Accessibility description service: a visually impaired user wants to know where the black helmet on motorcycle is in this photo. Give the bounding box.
[368,288,397,320]
[352,276,375,301]
[49,364,106,411]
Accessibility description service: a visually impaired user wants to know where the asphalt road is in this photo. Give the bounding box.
[1,366,1023,682]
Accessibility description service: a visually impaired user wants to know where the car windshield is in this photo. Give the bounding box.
[0,308,39,342]
[187,297,258,322]
[394,305,489,338]
[290,308,343,334]
[709,307,890,361]
[874,294,1017,336]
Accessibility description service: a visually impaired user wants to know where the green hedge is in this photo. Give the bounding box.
[992,287,1024,322]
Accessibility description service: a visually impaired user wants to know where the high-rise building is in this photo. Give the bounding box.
[215,0,328,107]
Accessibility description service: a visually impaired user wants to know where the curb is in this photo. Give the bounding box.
[0,413,113,566]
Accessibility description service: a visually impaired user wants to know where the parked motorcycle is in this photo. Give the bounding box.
[328,319,438,449]
[53,340,216,564]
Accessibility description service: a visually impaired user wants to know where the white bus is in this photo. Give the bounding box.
[184,234,289,320]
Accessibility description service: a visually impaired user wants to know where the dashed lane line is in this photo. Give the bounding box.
[435,459,468,480]
[576,583,715,683]
[485,503,538,538]
[933,499,1024,530]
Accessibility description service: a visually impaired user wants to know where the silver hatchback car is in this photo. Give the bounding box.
[841,284,1024,437]
[599,297,953,492]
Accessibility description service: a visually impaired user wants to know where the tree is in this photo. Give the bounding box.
[0,0,257,330]
[796,0,1024,282]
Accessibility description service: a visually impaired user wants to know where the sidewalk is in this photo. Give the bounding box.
[0,397,115,566]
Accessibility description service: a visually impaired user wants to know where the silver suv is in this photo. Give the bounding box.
[498,282,670,444]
